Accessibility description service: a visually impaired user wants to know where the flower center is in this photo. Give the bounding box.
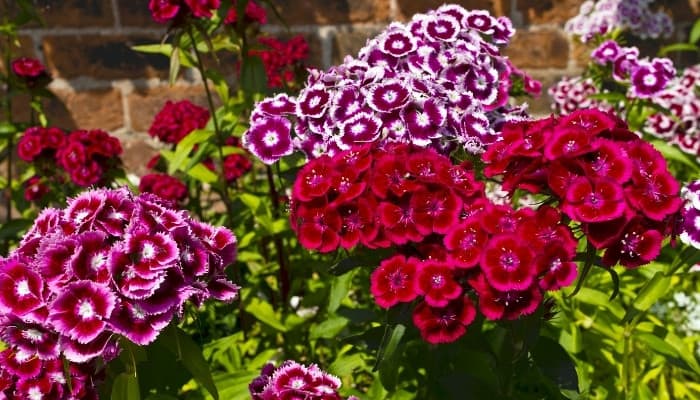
[78,299,95,319]
[16,279,31,296]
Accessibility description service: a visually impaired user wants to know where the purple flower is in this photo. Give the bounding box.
[336,112,382,150]
[0,260,45,317]
[48,280,116,344]
[629,58,675,99]
[681,180,700,249]
[366,80,410,112]
[378,27,418,57]
[591,40,621,64]
[243,116,294,165]
[250,360,348,400]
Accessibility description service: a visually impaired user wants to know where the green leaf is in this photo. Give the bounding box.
[659,43,699,56]
[168,129,214,175]
[0,219,32,240]
[211,371,260,400]
[648,139,700,172]
[310,316,350,340]
[328,353,365,377]
[690,18,700,44]
[622,271,671,323]
[169,47,181,85]
[132,43,174,56]
[244,297,288,332]
[111,373,140,400]
[158,326,219,400]
[532,336,579,392]
[376,324,405,391]
[186,163,218,183]
[328,271,355,313]
[0,122,17,138]
[240,55,268,95]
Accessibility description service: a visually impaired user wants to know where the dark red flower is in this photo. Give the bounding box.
[415,260,462,307]
[370,254,419,308]
[480,234,536,292]
[412,296,476,344]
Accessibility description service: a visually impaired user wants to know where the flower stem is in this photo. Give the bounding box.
[266,165,290,308]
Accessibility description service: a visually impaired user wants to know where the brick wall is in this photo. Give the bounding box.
[5,0,700,173]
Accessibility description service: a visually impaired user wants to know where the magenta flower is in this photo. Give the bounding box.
[250,360,353,400]
[48,280,116,344]
[415,260,461,307]
[0,260,45,317]
[480,234,536,292]
[412,296,476,344]
[370,254,419,308]
[243,116,294,165]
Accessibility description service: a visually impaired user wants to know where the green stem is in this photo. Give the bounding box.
[266,165,290,307]
[622,323,632,397]
[186,27,236,222]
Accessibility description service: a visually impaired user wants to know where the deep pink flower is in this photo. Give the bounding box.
[412,296,476,344]
[48,281,116,344]
[11,57,46,83]
[602,219,664,268]
[415,260,461,307]
[139,173,188,204]
[184,0,220,18]
[225,0,267,25]
[410,186,462,235]
[562,177,626,223]
[443,217,488,269]
[149,0,182,23]
[292,156,337,202]
[625,170,682,221]
[148,100,210,144]
[470,274,542,320]
[0,259,45,317]
[537,243,578,291]
[544,127,597,160]
[109,301,174,345]
[480,234,537,292]
[293,201,342,253]
[370,254,419,308]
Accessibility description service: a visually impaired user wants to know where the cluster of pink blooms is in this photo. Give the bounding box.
[565,0,673,42]
[680,180,700,250]
[644,65,700,159]
[142,100,252,203]
[289,142,578,344]
[550,40,675,115]
[148,100,210,144]
[10,57,48,88]
[17,126,123,195]
[0,187,239,398]
[150,0,267,25]
[224,0,267,25]
[250,35,310,89]
[483,109,681,268]
[243,4,537,165]
[249,361,358,400]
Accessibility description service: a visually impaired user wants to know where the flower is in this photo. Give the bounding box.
[225,0,267,25]
[11,57,47,85]
[250,360,354,400]
[0,187,240,396]
[139,173,188,204]
[243,5,535,164]
[412,296,476,344]
[370,254,419,308]
[148,100,210,144]
[680,180,700,249]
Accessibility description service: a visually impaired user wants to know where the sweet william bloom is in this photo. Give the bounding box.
[680,180,700,249]
[148,100,210,144]
[225,0,267,25]
[184,0,220,18]
[11,57,45,79]
[562,177,626,223]
[48,280,116,344]
[139,173,188,205]
[149,0,182,23]
[370,254,419,308]
[470,273,541,320]
[602,219,663,268]
[480,234,537,292]
[412,296,476,344]
[415,260,462,307]
[243,116,294,165]
[0,259,45,317]
[251,360,348,400]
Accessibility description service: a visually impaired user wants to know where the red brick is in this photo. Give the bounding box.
[396,0,509,20]
[33,0,115,27]
[267,0,391,25]
[127,85,209,133]
[118,0,162,27]
[516,0,584,25]
[41,35,169,80]
[504,28,570,69]
[47,88,125,131]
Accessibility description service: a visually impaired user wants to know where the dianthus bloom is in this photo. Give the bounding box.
[139,173,188,204]
[149,0,220,23]
[290,142,578,344]
[249,35,310,89]
[148,100,210,144]
[224,0,267,25]
[680,180,700,249]
[483,108,681,268]
[565,0,673,43]
[17,126,123,190]
[249,361,358,400]
[243,4,534,164]
[10,57,48,87]
[0,187,239,397]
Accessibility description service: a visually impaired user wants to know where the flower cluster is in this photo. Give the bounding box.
[148,100,210,144]
[483,109,681,268]
[139,172,189,205]
[17,126,123,190]
[0,187,239,397]
[548,76,608,115]
[644,65,700,159]
[565,0,673,43]
[591,40,675,99]
[224,0,267,25]
[290,143,578,344]
[149,0,220,23]
[243,4,534,164]
[680,179,700,249]
[249,361,357,400]
[250,35,310,89]
[651,290,700,359]
[10,57,49,88]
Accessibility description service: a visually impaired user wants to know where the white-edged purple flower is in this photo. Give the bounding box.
[336,112,383,150]
[425,14,461,42]
[61,331,114,363]
[367,80,410,112]
[48,280,116,344]
[591,39,621,64]
[403,99,447,146]
[296,84,332,118]
[257,93,297,116]
[0,259,45,317]
[64,190,106,231]
[378,27,418,57]
[1,320,59,361]
[465,10,496,34]
[243,116,294,165]
[630,58,675,98]
[681,180,700,249]
[109,301,173,345]
[251,360,346,400]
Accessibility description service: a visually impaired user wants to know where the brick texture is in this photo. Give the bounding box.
[267,0,391,25]
[504,28,570,69]
[33,0,115,28]
[48,88,124,131]
[42,35,169,80]
[396,0,509,19]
